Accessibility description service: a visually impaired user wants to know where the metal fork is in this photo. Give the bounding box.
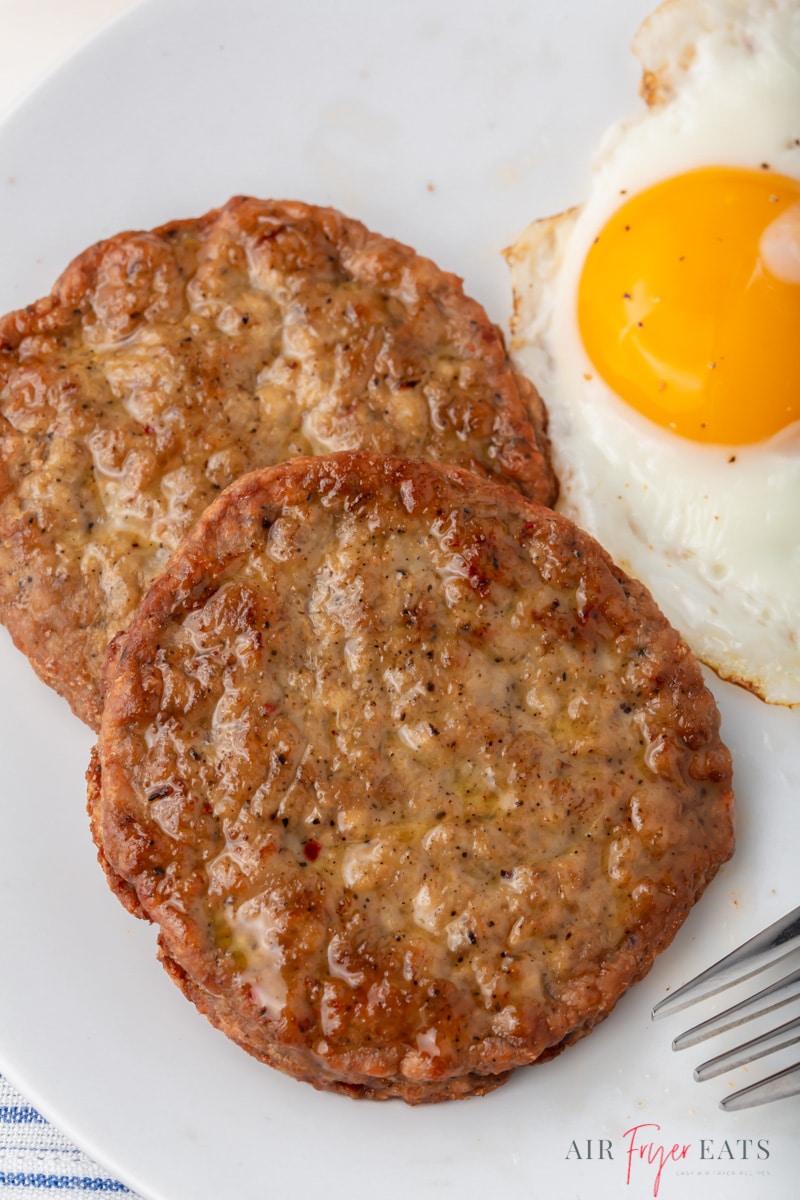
[651,905,800,1111]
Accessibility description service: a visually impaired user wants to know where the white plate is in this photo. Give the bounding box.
[0,2,798,1198]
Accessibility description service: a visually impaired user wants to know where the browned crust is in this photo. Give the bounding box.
[0,197,556,729]
[86,745,144,920]
[93,452,733,1103]
[156,944,512,1103]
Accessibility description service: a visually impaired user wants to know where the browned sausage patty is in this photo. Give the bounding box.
[0,198,555,728]
[89,453,733,1103]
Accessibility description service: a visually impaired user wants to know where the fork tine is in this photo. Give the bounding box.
[652,904,800,1019]
[694,1012,800,1080]
[719,1061,800,1112]
[672,965,800,1049]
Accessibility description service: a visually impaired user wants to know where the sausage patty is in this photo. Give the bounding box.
[0,198,555,728]
[89,453,734,1103]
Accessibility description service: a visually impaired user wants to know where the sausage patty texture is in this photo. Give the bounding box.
[89,453,733,1102]
[0,198,555,728]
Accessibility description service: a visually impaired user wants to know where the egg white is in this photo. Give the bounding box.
[507,0,800,705]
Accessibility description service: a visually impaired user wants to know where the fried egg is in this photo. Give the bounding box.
[506,0,800,706]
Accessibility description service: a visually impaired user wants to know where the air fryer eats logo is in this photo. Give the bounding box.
[565,1124,771,1197]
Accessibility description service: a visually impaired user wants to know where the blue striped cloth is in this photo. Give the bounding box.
[0,1076,139,1198]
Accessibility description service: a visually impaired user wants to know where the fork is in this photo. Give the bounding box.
[651,905,800,1111]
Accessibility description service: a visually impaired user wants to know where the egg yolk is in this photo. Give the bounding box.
[577,167,800,444]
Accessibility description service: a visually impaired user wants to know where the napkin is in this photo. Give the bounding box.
[0,1074,140,1198]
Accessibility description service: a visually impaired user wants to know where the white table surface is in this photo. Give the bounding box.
[0,1,141,119]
